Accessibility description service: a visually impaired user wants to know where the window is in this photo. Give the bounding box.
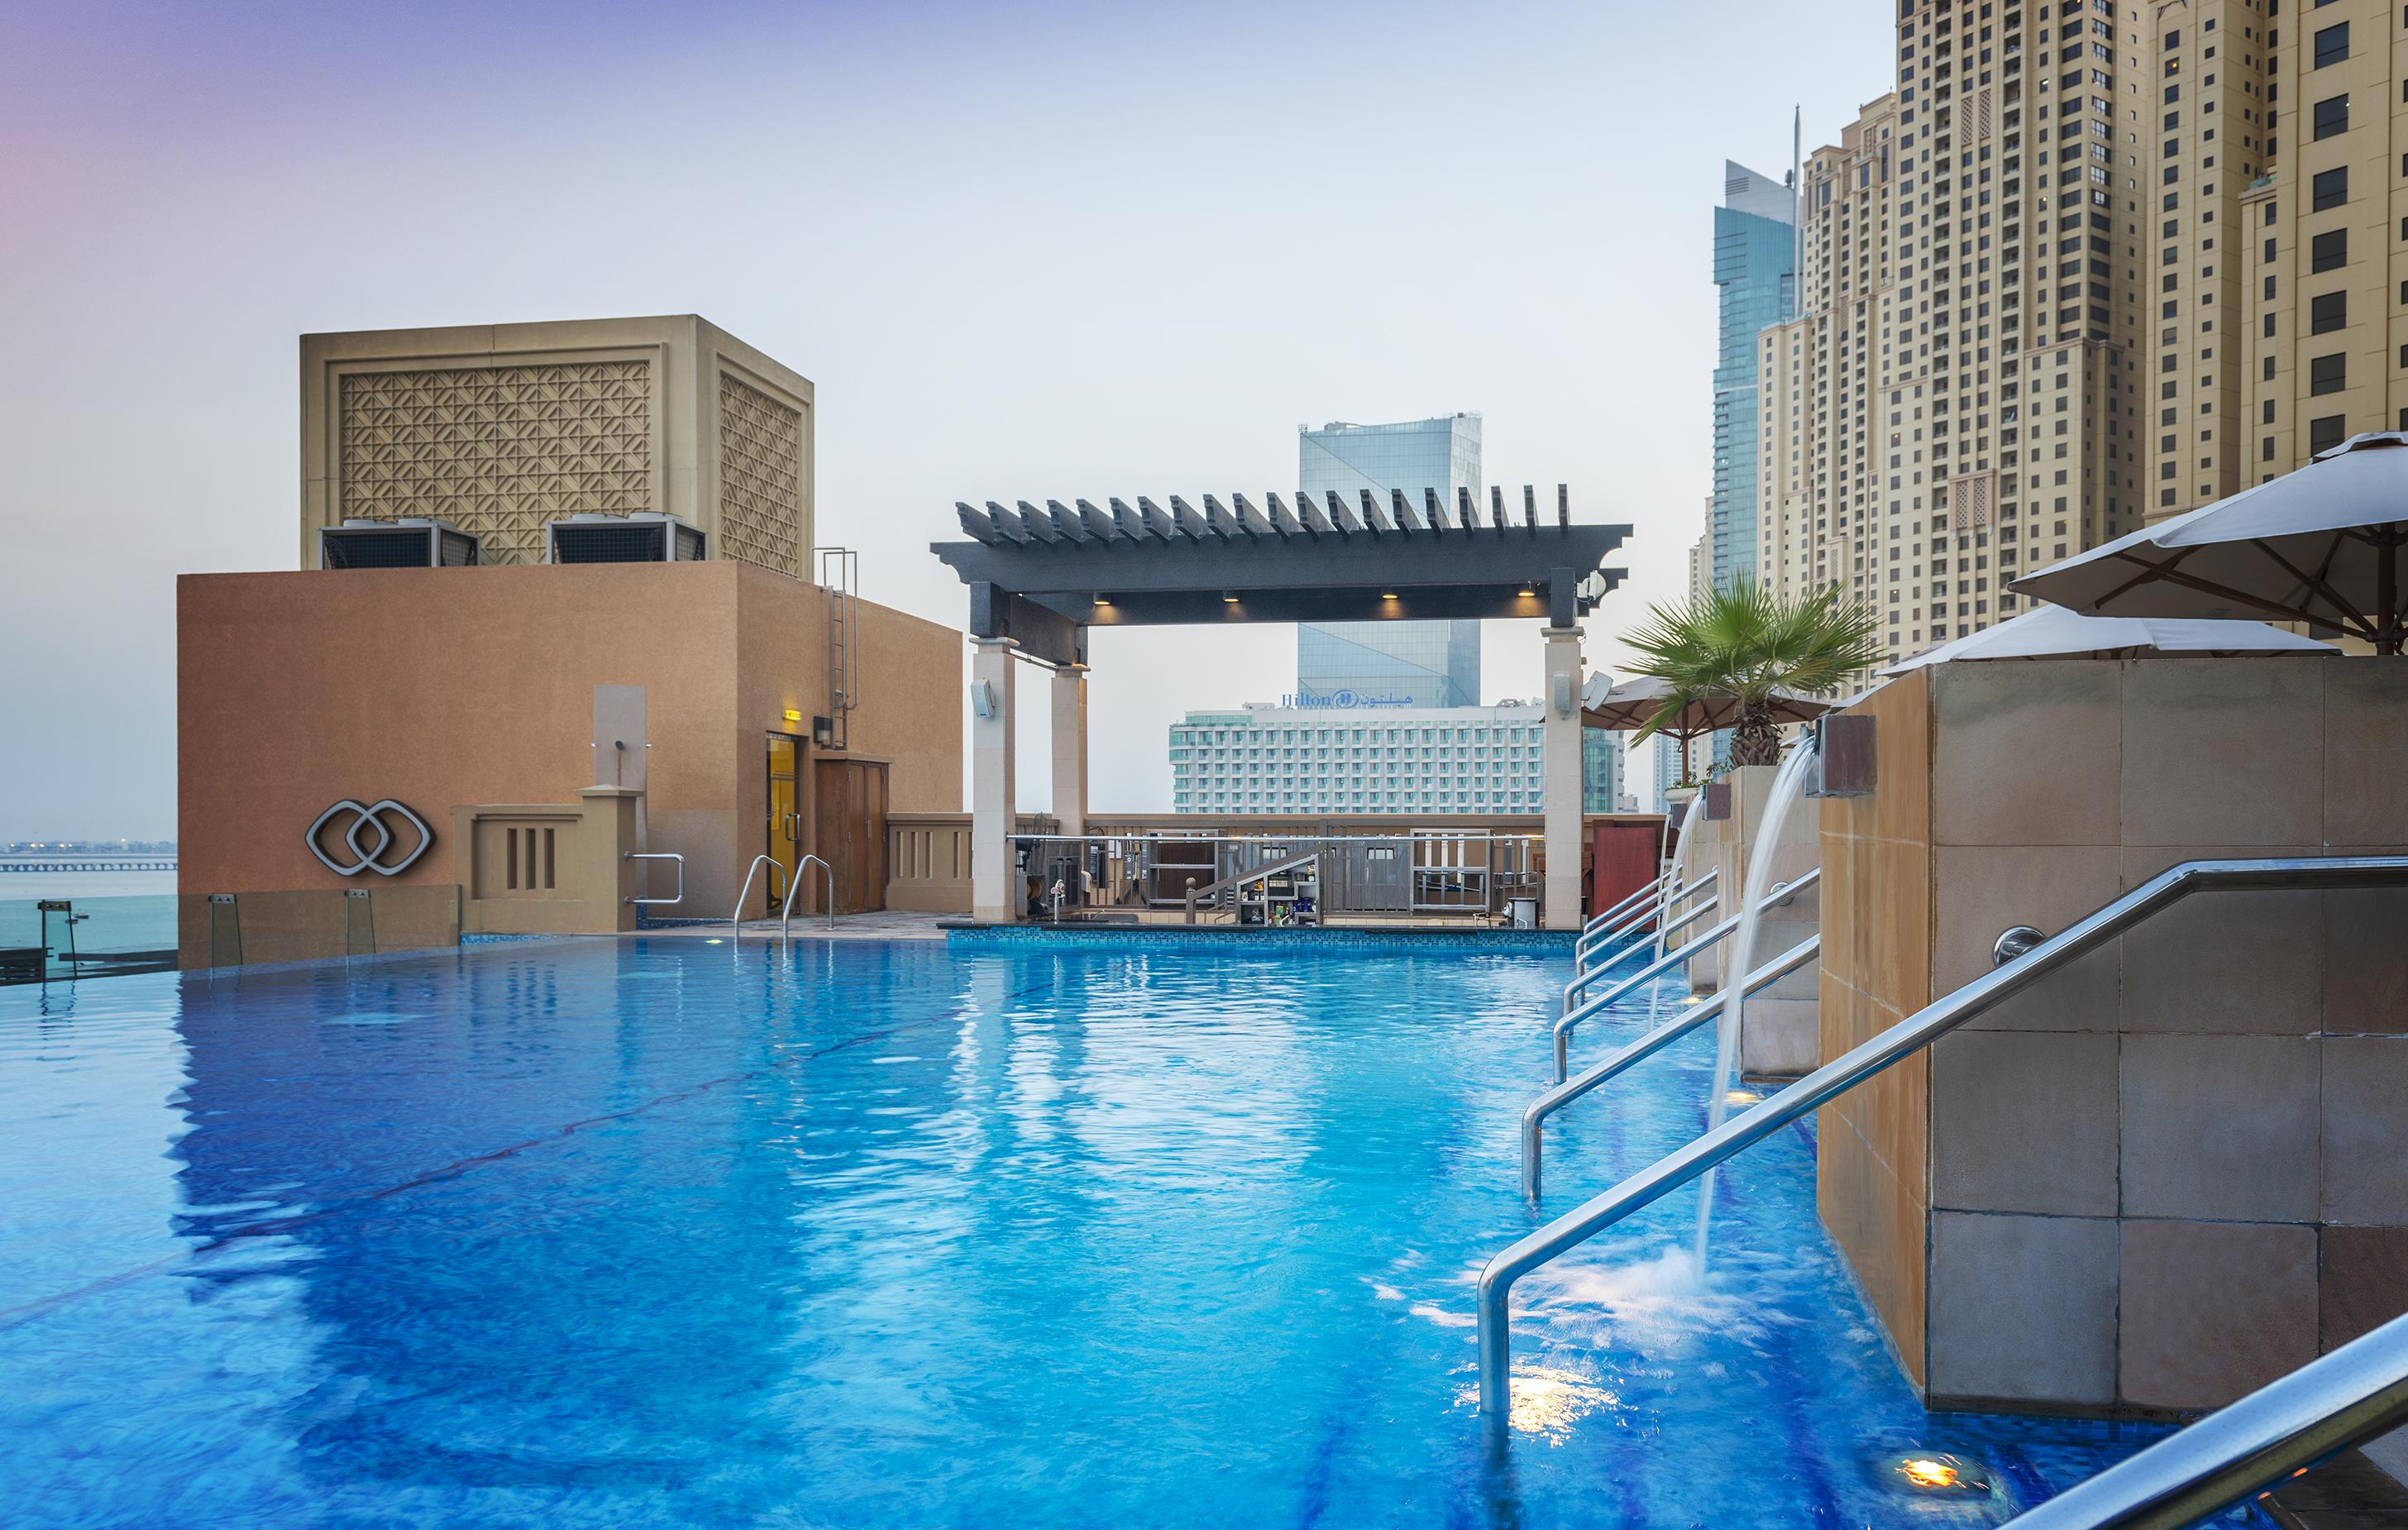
[2310,352,2347,394]
[2312,290,2347,332]
[2314,165,2349,209]
[2315,22,2349,66]
[2312,229,2348,271]
[2315,94,2349,139]
[2310,414,2347,454]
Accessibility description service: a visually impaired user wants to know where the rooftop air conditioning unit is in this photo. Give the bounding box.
[318,518,480,570]
[545,512,708,564]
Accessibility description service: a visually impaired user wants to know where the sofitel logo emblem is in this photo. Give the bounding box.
[305,799,434,877]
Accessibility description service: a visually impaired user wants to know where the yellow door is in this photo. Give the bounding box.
[767,734,802,909]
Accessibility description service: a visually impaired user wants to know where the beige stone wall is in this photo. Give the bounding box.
[1821,656,2408,1416]
[299,315,814,573]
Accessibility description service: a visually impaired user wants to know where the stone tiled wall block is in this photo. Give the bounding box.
[1818,654,2408,1424]
[300,316,814,573]
[1696,763,1824,1075]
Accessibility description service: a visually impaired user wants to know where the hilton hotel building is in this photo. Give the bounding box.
[1760,0,2405,665]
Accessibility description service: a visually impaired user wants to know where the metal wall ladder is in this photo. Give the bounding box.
[819,547,860,750]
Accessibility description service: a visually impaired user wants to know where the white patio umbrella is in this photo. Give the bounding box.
[1880,605,2336,675]
[2010,431,2408,653]
[1579,673,1831,781]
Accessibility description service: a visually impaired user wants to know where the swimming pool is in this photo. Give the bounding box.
[0,939,2253,1528]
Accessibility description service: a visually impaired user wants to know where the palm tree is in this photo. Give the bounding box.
[1622,579,1882,767]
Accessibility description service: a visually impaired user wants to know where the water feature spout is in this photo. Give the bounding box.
[1692,734,1820,1274]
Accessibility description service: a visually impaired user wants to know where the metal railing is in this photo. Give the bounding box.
[624,852,685,906]
[1182,852,1321,925]
[1580,874,1665,936]
[779,853,836,938]
[1559,887,1731,1015]
[1474,854,2408,1422]
[730,854,776,936]
[1996,1308,2408,1528]
[1551,868,1818,1083]
[1010,830,1540,921]
[1574,868,1718,969]
[1522,934,1820,1199]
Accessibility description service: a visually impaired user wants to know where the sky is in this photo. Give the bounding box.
[0,0,1893,839]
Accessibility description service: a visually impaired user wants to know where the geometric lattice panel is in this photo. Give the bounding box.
[337,361,653,565]
[717,371,805,576]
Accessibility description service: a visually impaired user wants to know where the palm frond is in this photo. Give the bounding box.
[1620,577,1881,708]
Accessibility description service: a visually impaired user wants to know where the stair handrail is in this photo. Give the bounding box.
[1522,934,1820,1199]
[1552,868,1819,1083]
[1560,885,1732,1011]
[1995,1308,2408,1528]
[778,853,837,939]
[1182,852,1319,925]
[1576,868,1718,962]
[729,853,776,937]
[1581,874,1666,936]
[1474,854,2408,1422]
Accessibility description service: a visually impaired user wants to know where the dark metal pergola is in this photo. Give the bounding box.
[930,485,1630,666]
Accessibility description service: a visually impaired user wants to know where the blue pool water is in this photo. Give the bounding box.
[0,940,2258,1528]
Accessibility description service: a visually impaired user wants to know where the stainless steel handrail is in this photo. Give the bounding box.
[1578,867,1719,959]
[1996,1309,2408,1528]
[1474,854,2408,1421]
[1581,875,1665,936]
[1522,934,1820,1199]
[1552,868,1818,1083]
[1560,891,1726,1011]
[1575,882,1678,960]
[624,852,685,906]
[730,853,776,936]
[778,853,836,938]
[1572,896,1666,962]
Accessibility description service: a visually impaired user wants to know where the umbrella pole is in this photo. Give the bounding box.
[2382,530,2401,655]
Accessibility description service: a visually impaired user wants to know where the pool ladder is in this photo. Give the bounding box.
[1476,853,2408,1530]
[731,853,837,940]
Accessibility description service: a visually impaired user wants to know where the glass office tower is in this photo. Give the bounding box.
[1710,161,1796,592]
[1296,415,1481,707]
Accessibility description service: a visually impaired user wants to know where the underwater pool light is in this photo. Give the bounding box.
[1890,1453,1989,1494]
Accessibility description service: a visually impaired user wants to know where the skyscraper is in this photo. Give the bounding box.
[1760,2,2152,668]
[1711,160,1797,591]
[1295,416,1482,708]
[1756,0,2403,671]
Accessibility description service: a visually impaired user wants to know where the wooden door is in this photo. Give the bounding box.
[812,758,890,914]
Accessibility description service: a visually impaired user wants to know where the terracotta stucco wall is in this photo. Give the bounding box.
[729,565,963,916]
[176,561,961,949]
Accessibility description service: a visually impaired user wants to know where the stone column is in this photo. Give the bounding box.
[1541,624,1585,928]
[970,638,1018,923]
[1050,664,1088,839]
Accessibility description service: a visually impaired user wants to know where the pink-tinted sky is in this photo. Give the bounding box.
[0,0,1891,835]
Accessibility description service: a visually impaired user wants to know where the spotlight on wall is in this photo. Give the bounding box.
[1092,594,1111,606]
[1221,590,1240,604]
